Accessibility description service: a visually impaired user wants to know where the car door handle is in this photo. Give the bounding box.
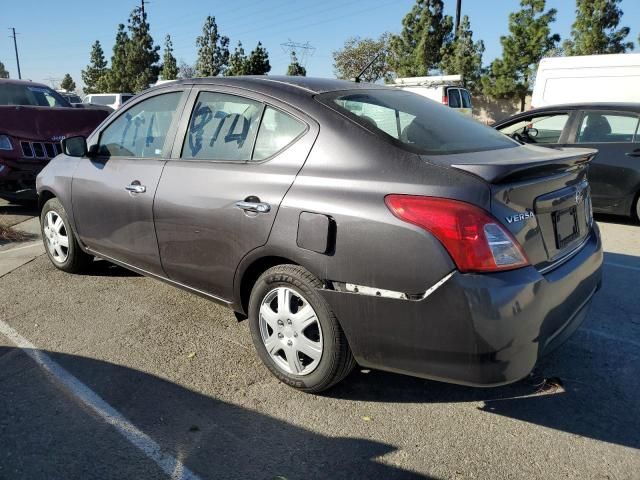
[625,150,640,157]
[235,200,271,213]
[125,182,146,194]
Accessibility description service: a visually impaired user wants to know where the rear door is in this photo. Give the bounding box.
[72,88,188,274]
[570,110,640,213]
[154,87,318,301]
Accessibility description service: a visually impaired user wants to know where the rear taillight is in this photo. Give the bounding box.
[385,195,529,273]
[442,95,448,105]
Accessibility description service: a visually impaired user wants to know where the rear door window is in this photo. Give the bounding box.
[460,89,472,108]
[181,92,263,161]
[499,114,569,144]
[576,112,640,143]
[253,107,307,161]
[98,92,182,158]
[447,88,461,108]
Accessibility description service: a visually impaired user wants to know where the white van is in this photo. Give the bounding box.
[532,53,640,108]
[83,93,134,110]
[391,75,473,116]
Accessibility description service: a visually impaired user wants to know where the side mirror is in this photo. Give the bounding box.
[525,127,539,138]
[62,136,88,157]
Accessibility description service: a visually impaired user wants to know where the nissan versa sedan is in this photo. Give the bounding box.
[36,77,603,393]
[494,103,640,222]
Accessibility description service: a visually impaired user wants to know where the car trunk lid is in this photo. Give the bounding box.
[424,145,597,270]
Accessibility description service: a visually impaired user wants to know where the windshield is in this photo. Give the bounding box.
[320,89,516,155]
[0,83,71,107]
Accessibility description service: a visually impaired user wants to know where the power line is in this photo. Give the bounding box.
[281,40,315,67]
[9,27,21,79]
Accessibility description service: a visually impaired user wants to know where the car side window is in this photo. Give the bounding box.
[253,107,307,161]
[98,92,182,158]
[448,89,461,108]
[576,112,640,144]
[460,89,472,108]
[499,114,569,144]
[181,92,263,161]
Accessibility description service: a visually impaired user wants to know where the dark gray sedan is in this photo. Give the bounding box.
[493,103,640,222]
[36,77,603,392]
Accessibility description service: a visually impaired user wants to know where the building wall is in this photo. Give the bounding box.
[473,95,532,125]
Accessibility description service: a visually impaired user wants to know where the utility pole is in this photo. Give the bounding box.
[454,0,462,38]
[9,27,21,79]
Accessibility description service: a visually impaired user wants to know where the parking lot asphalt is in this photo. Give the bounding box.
[0,211,638,480]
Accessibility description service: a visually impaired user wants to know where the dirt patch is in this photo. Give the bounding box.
[0,218,36,243]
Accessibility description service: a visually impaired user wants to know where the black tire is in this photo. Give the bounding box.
[634,193,640,224]
[40,197,93,273]
[248,264,356,393]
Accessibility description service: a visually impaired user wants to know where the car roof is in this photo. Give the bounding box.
[494,102,640,126]
[155,75,384,96]
[0,78,51,89]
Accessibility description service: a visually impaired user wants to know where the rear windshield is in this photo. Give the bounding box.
[319,89,516,155]
[0,83,70,107]
[91,95,117,106]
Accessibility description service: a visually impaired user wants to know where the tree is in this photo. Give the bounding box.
[60,74,76,92]
[195,16,230,77]
[389,0,453,77]
[439,16,485,94]
[286,52,306,76]
[246,42,271,75]
[81,41,108,94]
[225,42,249,76]
[481,0,560,111]
[161,35,179,80]
[563,0,633,55]
[105,24,131,92]
[333,33,392,83]
[0,61,9,79]
[125,6,160,92]
[178,60,196,79]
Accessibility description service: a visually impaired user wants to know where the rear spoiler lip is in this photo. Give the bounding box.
[445,147,598,184]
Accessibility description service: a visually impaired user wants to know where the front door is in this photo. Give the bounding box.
[570,110,640,214]
[72,90,187,274]
[154,88,317,301]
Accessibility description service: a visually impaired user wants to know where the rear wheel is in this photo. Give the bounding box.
[634,193,640,223]
[248,264,356,393]
[41,198,93,273]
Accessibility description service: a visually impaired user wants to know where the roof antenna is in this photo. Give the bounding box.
[354,52,382,83]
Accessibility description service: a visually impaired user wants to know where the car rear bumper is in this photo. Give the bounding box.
[320,224,603,387]
[0,159,43,200]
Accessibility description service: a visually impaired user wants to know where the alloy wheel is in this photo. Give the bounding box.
[43,211,69,263]
[258,286,323,375]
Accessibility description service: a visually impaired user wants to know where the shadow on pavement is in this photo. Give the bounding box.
[81,259,142,277]
[0,346,428,480]
[595,213,638,226]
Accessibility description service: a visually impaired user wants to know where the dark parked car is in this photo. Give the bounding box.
[493,103,640,222]
[0,79,110,202]
[37,77,603,392]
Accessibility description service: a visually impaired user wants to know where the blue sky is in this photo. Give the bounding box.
[2,0,640,91]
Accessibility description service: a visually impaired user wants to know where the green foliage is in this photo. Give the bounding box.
[225,42,249,76]
[246,42,271,75]
[196,16,230,77]
[0,61,9,79]
[161,35,179,80]
[332,33,392,83]
[124,6,160,92]
[563,0,633,55]
[481,0,560,110]
[439,16,484,94]
[81,41,108,94]
[286,52,306,76]
[389,0,453,77]
[104,24,130,93]
[60,74,76,92]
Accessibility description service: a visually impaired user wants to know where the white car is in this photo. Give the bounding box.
[391,75,473,116]
[82,93,134,110]
[532,53,640,108]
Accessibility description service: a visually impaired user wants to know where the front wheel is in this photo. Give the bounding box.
[248,264,356,393]
[41,198,93,273]
[634,193,640,224]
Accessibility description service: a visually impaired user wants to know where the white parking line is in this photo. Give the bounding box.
[0,319,202,480]
[604,261,640,272]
